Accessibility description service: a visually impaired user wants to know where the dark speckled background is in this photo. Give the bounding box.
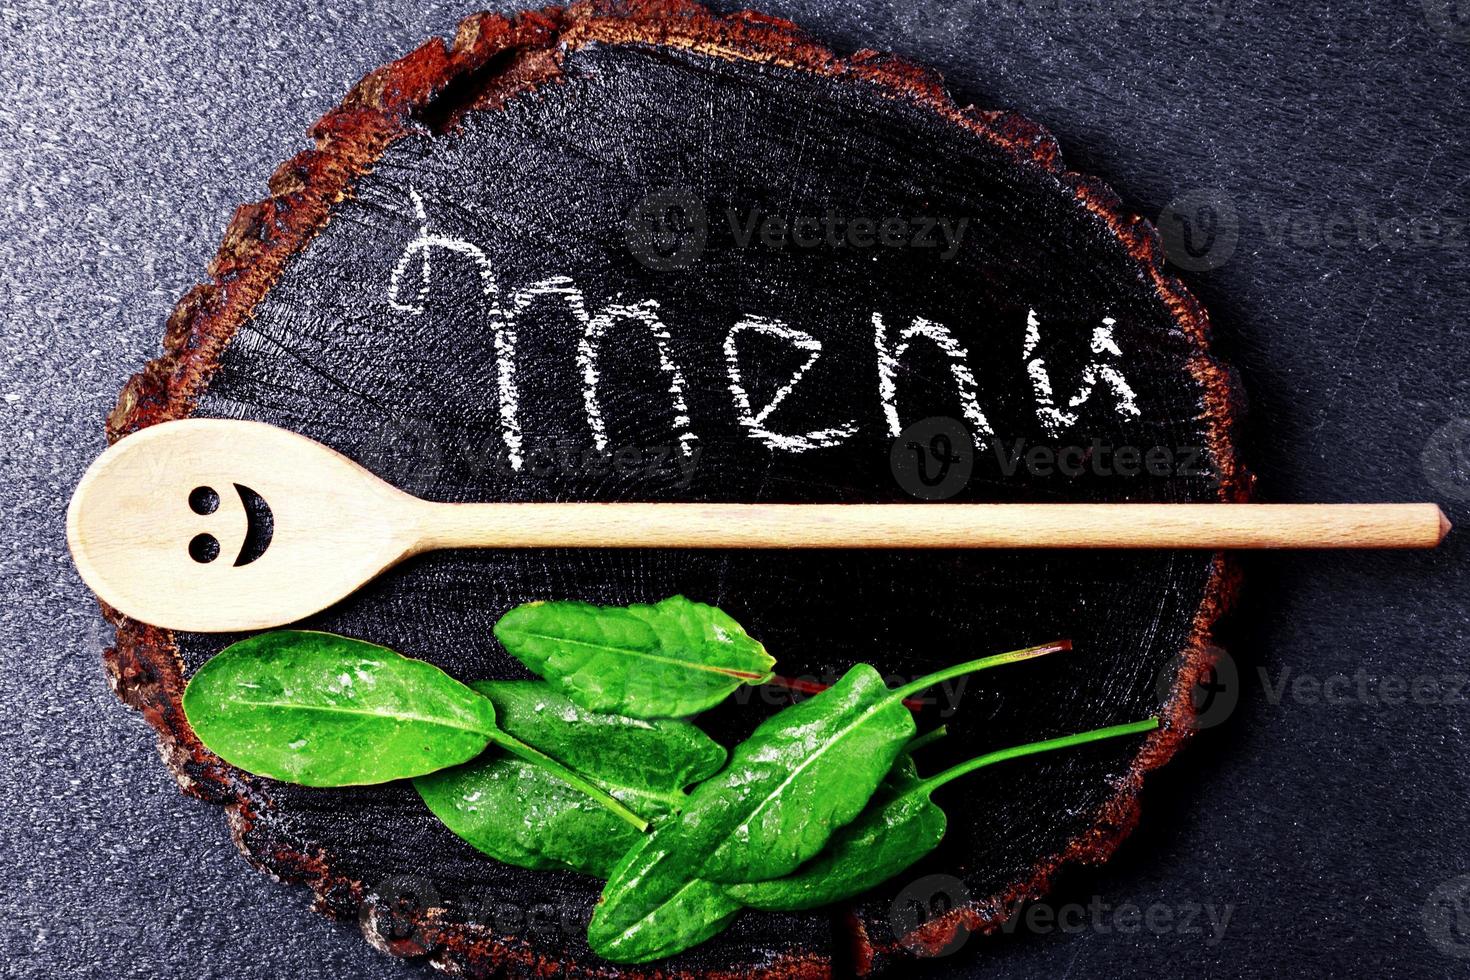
[2,1,1468,977]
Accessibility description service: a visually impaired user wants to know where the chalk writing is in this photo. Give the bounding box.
[387,188,1142,472]
[725,317,857,452]
[1024,309,1142,437]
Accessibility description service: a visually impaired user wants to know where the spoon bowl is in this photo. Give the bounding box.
[67,419,422,632]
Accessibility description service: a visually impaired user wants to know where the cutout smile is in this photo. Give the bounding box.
[233,484,273,566]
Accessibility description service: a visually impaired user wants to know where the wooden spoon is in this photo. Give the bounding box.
[66,419,1449,632]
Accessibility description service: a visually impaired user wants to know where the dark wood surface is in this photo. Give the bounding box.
[103,2,1242,974]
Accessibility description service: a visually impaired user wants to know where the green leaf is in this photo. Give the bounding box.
[692,662,915,883]
[727,718,1160,912]
[414,681,726,877]
[726,755,945,911]
[183,630,501,787]
[470,681,726,803]
[695,642,1065,884]
[183,633,653,830]
[586,822,743,963]
[493,595,775,719]
[589,644,1069,961]
[588,664,911,961]
[418,757,636,877]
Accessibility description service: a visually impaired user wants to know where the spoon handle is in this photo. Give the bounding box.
[412,502,1448,550]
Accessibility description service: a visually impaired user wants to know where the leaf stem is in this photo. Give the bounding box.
[918,718,1159,795]
[485,729,650,832]
[766,673,926,711]
[889,639,1072,704]
[904,725,949,755]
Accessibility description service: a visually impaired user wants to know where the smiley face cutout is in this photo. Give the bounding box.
[185,484,273,567]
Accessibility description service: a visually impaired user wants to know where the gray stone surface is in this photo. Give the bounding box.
[1,1,1467,977]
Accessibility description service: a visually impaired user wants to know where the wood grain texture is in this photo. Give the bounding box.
[97,0,1248,975]
[417,502,1443,550]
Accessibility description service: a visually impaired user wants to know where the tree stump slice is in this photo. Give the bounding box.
[100,0,1248,975]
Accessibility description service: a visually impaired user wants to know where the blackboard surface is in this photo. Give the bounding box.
[2,1,1468,978]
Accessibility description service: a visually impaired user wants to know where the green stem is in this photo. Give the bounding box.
[919,718,1160,795]
[904,725,949,755]
[765,673,928,711]
[889,639,1071,704]
[486,729,650,832]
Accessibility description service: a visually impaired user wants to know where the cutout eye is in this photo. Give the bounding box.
[189,533,221,563]
[189,486,220,515]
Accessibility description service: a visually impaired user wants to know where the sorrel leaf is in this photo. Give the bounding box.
[468,681,727,800]
[586,821,743,963]
[589,643,1068,960]
[415,681,725,876]
[183,633,649,829]
[694,642,1068,883]
[183,630,500,787]
[692,663,912,882]
[493,595,775,718]
[728,719,1159,911]
[588,663,917,962]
